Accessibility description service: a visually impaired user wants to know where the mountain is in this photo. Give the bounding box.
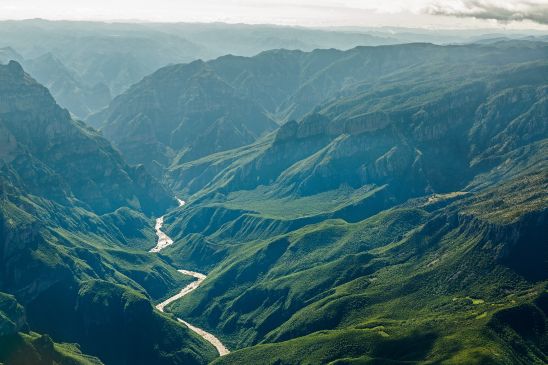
[0,61,217,365]
[0,20,207,119]
[3,19,545,120]
[0,47,112,119]
[150,22,399,56]
[121,41,548,364]
[0,20,206,96]
[190,40,548,123]
[159,44,546,267]
[0,61,175,215]
[92,41,547,179]
[163,42,547,194]
[89,60,278,176]
[23,53,111,119]
[0,20,397,119]
[0,51,111,120]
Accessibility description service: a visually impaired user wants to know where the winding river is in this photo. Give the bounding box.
[151,199,230,356]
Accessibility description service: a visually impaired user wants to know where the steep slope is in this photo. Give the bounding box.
[179,172,547,364]
[0,61,217,365]
[94,41,546,179]
[90,60,278,175]
[0,60,173,216]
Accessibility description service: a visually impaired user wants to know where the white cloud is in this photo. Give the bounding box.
[0,0,547,28]
[425,0,548,24]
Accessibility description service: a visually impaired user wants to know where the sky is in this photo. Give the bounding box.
[0,0,547,29]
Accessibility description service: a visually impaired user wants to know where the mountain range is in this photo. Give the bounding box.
[2,19,547,120]
[132,40,546,364]
[91,41,547,183]
[0,19,401,120]
[0,34,546,365]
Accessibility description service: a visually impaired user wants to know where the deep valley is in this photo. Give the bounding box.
[0,19,546,365]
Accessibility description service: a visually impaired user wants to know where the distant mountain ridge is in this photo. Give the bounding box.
[91,41,547,178]
[0,50,111,120]
[2,19,545,119]
[0,19,401,120]
[88,59,279,176]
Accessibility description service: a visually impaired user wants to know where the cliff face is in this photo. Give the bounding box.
[201,60,545,202]
[0,61,174,216]
[0,292,27,336]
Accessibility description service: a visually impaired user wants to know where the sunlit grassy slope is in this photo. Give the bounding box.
[190,172,546,364]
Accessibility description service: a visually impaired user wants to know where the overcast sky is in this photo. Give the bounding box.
[1,0,547,29]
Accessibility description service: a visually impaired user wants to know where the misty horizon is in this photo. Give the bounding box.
[1,0,548,30]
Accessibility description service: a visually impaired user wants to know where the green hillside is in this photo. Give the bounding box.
[138,41,548,364]
[0,37,546,365]
[172,172,547,365]
[0,61,217,364]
